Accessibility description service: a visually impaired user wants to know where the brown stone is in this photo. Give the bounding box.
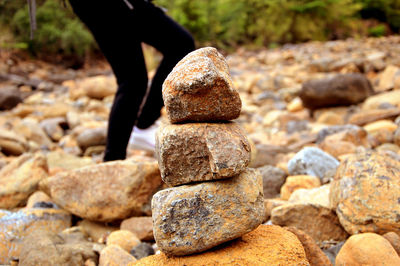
[299,73,373,110]
[330,151,400,235]
[383,232,400,256]
[362,90,400,110]
[152,169,264,256]
[0,208,71,264]
[264,198,288,221]
[77,75,117,100]
[271,203,348,244]
[285,227,332,266]
[120,217,154,241]
[319,139,357,158]
[288,184,331,209]
[0,153,48,209]
[336,233,400,266]
[133,225,309,265]
[77,127,107,151]
[162,47,241,123]
[106,230,141,252]
[0,129,28,156]
[156,122,250,186]
[348,108,400,126]
[26,191,53,208]
[280,175,321,200]
[40,160,162,222]
[100,245,137,266]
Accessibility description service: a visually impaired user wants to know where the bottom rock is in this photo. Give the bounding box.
[152,168,264,256]
[133,225,309,265]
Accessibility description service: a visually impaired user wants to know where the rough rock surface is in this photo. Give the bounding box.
[156,122,250,186]
[289,184,331,209]
[299,73,373,109]
[99,244,136,266]
[335,233,400,266]
[0,208,71,264]
[285,227,332,266]
[106,230,141,252]
[162,47,241,123]
[330,151,400,235]
[258,165,287,198]
[120,217,154,241]
[41,160,162,222]
[133,225,309,265]
[271,203,348,243]
[280,175,321,200]
[152,168,264,256]
[18,228,98,266]
[287,147,339,180]
[0,153,48,209]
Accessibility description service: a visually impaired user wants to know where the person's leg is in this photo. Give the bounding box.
[135,2,195,129]
[69,0,148,161]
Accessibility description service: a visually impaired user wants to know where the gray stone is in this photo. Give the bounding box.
[288,147,339,180]
[76,127,107,151]
[130,242,155,260]
[152,168,264,256]
[257,165,287,198]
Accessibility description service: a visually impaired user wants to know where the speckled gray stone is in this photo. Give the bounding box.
[152,168,264,256]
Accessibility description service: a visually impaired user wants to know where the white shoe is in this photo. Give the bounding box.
[129,123,159,151]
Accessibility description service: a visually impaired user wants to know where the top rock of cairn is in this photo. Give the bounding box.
[162,47,242,123]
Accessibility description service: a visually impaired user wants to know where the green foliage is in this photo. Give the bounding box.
[6,0,94,57]
[356,0,400,31]
[368,24,386,37]
[155,0,363,49]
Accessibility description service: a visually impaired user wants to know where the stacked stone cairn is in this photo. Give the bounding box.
[152,47,265,256]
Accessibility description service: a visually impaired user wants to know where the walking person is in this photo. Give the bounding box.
[68,0,195,161]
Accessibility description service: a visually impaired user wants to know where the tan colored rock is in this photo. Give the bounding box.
[40,117,66,142]
[100,245,136,266]
[362,90,400,110]
[377,65,400,92]
[120,217,154,241]
[46,150,93,173]
[156,122,250,186]
[77,127,107,151]
[264,198,288,221]
[0,208,71,264]
[13,118,53,149]
[26,191,53,208]
[78,75,117,100]
[287,97,304,112]
[271,203,348,243]
[0,129,28,156]
[133,225,309,265]
[41,160,162,222]
[152,169,264,256]
[107,230,140,252]
[285,227,332,266]
[78,219,118,242]
[336,233,400,266]
[383,232,400,256]
[289,184,331,209]
[18,228,98,266]
[319,139,356,158]
[162,47,241,123]
[363,119,397,134]
[348,108,400,126]
[330,151,400,235]
[0,153,48,209]
[316,111,344,125]
[281,175,321,200]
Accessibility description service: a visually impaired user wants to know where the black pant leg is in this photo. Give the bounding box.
[69,0,148,161]
[135,2,195,129]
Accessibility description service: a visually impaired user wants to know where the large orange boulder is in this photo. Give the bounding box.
[133,225,309,265]
[330,151,400,234]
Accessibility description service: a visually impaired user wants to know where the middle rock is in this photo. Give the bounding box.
[156,122,251,186]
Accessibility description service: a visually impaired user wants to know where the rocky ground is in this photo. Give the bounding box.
[1,36,400,265]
